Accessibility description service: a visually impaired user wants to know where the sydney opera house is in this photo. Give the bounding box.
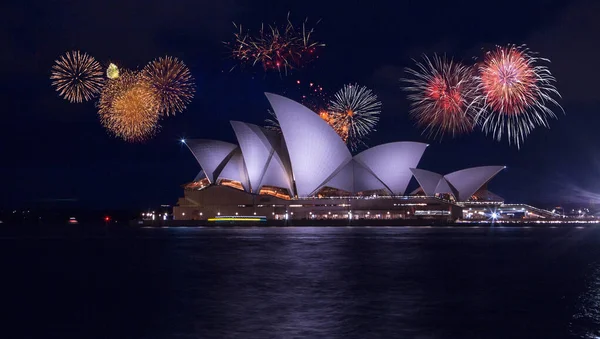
[173,93,551,222]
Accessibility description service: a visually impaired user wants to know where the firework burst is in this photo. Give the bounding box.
[473,44,563,148]
[328,84,382,151]
[402,55,478,139]
[50,51,104,103]
[97,71,161,142]
[106,63,120,79]
[228,14,324,75]
[141,56,195,116]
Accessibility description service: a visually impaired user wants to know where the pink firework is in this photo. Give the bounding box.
[402,55,477,139]
[474,45,562,148]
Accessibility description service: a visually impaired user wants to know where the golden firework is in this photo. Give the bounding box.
[98,71,160,142]
[319,110,348,142]
[50,51,104,103]
[141,56,195,116]
[106,63,120,79]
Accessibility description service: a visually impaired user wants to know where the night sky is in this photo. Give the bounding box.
[3,0,599,209]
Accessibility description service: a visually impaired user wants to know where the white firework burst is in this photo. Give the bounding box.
[472,44,563,148]
[328,83,382,151]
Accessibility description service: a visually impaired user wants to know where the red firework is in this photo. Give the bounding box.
[478,46,538,115]
[427,75,463,114]
[474,45,562,148]
[402,55,477,139]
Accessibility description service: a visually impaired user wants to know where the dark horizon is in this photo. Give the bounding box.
[3,0,600,209]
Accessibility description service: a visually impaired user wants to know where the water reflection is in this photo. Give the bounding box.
[165,227,431,338]
[10,226,600,338]
[572,263,600,338]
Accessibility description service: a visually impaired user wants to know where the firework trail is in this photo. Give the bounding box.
[228,13,324,75]
[50,51,105,103]
[97,71,161,142]
[328,84,382,151]
[141,56,195,116]
[264,109,282,134]
[473,44,563,148]
[402,55,478,139]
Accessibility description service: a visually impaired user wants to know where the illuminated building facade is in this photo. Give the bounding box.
[173,93,532,222]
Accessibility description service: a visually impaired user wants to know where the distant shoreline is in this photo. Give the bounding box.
[0,219,596,232]
[133,219,599,228]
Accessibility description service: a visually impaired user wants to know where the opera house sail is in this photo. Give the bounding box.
[173,93,516,222]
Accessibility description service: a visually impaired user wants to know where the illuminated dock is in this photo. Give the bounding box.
[208,216,267,222]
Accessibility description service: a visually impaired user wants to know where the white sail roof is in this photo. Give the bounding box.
[260,153,294,196]
[230,121,293,195]
[184,139,237,183]
[322,160,355,193]
[410,168,443,196]
[183,94,505,201]
[354,142,428,195]
[353,161,389,193]
[230,121,274,193]
[444,166,505,201]
[434,178,456,196]
[265,93,352,197]
[217,148,250,191]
